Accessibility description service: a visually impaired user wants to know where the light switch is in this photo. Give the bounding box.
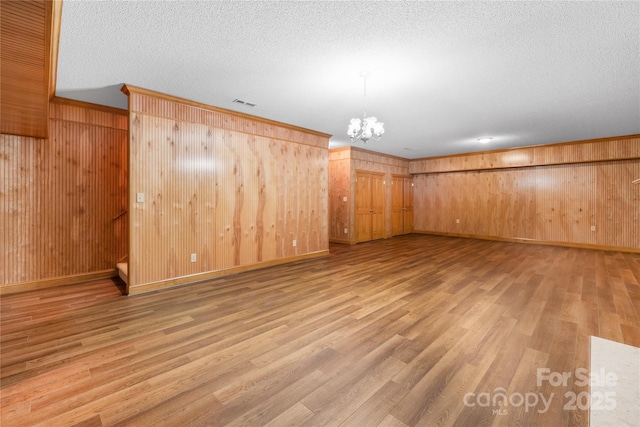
[136,193,145,203]
[343,196,347,202]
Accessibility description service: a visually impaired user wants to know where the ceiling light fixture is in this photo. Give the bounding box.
[348,71,384,144]
[477,137,493,143]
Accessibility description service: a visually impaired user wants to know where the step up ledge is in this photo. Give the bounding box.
[116,262,128,284]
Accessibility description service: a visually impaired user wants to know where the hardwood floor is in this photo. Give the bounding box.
[2,235,639,427]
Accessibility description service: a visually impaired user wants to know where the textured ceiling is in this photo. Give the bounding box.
[57,0,639,159]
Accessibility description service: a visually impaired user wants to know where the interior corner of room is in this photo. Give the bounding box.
[1,0,639,296]
[2,2,640,426]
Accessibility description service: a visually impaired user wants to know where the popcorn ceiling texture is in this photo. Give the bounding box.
[56,1,639,158]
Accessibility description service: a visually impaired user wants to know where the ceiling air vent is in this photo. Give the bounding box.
[232,99,257,107]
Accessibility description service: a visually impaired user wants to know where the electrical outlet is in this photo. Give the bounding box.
[344,228,348,234]
[136,192,145,203]
[456,219,460,224]
[292,240,297,247]
[190,253,197,262]
[590,225,596,232]
[343,196,347,202]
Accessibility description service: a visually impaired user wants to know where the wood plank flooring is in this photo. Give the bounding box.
[2,234,639,426]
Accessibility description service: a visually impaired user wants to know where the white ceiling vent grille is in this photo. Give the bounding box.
[232,99,257,107]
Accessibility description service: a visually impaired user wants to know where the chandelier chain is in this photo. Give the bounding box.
[347,72,384,144]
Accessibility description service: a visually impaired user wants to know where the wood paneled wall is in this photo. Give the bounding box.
[124,85,330,294]
[329,147,410,243]
[410,135,640,174]
[412,136,640,252]
[0,0,62,138]
[328,150,351,243]
[1,98,129,293]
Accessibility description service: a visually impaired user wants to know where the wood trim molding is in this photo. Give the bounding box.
[1,269,118,296]
[413,230,640,254]
[47,0,63,100]
[349,146,412,162]
[329,238,356,245]
[127,250,330,295]
[411,134,640,163]
[329,146,352,154]
[409,135,640,174]
[121,84,332,138]
[330,147,411,169]
[51,96,129,115]
[354,169,385,177]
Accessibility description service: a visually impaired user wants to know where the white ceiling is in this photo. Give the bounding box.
[56,0,640,159]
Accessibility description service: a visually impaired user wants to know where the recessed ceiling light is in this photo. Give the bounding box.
[477,137,493,143]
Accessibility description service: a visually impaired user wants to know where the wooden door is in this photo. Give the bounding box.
[355,171,386,242]
[391,176,404,236]
[355,172,372,242]
[391,175,414,236]
[403,178,414,234]
[370,173,386,240]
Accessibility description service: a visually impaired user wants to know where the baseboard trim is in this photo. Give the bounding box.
[329,238,355,245]
[413,230,640,253]
[127,250,330,295]
[1,269,118,295]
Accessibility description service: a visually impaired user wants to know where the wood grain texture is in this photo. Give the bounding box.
[2,235,638,426]
[391,176,404,236]
[1,98,129,291]
[392,176,414,236]
[403,178,414,234]
[328,151,351,242]
[125,87,329,293]
[329,147,410,243]
[410,135,640,174]
[122,84,331,142]
[0,0,62,138]
[413,159,639,251]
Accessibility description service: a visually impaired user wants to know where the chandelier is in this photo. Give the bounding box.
[348,71,384,143]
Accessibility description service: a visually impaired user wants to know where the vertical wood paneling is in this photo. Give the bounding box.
[1,0,59,138]
[402,177,414,233]
[328,147,410,243]
[410,136,640,174]
[413,159,639,250]
[126,89,329,292]
[328,150,351,242]
[1,99,128,288]
[391,176,404,236]
[596,161,639,248]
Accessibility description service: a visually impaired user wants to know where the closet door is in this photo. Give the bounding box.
[355,171,386,242]
[391,175,414,235]
[370,173,386,240]
[391,176,404,236]
[355,172,372,242]
[403,177,414,234]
